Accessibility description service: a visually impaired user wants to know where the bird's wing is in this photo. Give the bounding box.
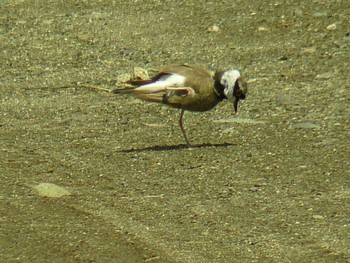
[114,71,195,104]
[133,73,196,103]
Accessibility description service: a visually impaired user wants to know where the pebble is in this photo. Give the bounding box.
[90,12,109,19]
[301,47,316,54]
[222,127,235,134]
[78,34,94,42]
[34,183,71,198]
[258,27,268,32]
[42,20,53,26]
[316,72,333,80]
[116,73,132,83]
[276,95,301,110]
[133,67,149,80]
[326,23,337,31]
[290,122,321,129]
[208,25,219,33]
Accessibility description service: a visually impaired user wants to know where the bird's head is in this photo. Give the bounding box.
[220,69,248,113]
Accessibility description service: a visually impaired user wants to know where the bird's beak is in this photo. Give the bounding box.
[232,78,247,113]
[233,99,239,113]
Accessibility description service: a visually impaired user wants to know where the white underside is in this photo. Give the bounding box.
[135,73,186,92]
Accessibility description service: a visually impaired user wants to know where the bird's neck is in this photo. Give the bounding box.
[213,71,226,101]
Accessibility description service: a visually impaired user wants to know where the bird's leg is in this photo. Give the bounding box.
[179,109,191,147]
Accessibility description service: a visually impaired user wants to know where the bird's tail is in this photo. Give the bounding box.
[112,87,135,94]
[112,79,154,94]
[113,83,166,104]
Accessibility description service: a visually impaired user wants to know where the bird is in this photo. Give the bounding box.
[113,64,248,147]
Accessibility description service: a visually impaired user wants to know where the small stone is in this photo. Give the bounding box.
[42,20,53,26]
[116,73,132,83]
[258,26,268,32]
[290,122,321,129]
[90,12,109,19]
[313,12,328,18]
[276,95,300,108]
[34,183,71,198]
[133,67,149,81]
[16,20,27,25]
[78,34,94,42]
[294,9,303,16]
[326,23,337,31]
[312,215,324,220]
[208,25,219,33]
[278,55,289,61]
[301,47,316,54]
[222,127,235,134]
[316,72,333,80]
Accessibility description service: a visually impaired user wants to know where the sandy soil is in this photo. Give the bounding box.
[1,1,349,262]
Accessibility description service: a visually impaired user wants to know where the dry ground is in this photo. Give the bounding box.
[1,1,349,262]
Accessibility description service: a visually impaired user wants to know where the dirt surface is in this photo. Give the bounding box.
[1,1,349,262]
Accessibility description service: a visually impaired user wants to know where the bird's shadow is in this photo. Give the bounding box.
[118,142,236,153]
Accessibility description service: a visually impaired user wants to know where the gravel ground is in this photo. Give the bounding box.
[1,1,349,262]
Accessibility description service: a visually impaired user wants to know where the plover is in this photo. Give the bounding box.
[114,64,247,146]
